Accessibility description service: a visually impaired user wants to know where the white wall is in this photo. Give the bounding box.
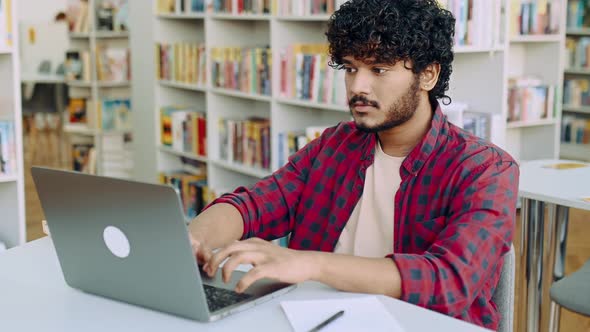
[17,0,70,77]
[18,0,68,23]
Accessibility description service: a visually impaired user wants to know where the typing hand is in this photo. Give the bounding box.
[203,238,315,293]
[189,234,213,265]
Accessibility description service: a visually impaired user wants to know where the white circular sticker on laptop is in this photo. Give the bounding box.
[103,226,131,258]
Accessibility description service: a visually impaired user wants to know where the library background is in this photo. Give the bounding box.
[0,0,588,331]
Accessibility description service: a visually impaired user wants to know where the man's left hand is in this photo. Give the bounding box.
[203,238,316,293]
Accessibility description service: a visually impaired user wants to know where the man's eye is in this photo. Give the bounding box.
[373,68,387,74]
[343,67,357,73]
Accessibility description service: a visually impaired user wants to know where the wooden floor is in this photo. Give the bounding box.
[23,125,590,331]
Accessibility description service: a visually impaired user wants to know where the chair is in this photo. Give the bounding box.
[548,259,590,332]
[492,245,515,332]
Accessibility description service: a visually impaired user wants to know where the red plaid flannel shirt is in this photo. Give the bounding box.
[213,104,518,330]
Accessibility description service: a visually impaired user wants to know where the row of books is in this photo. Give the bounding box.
[211,46,272,96]
[65,50,91,82]
[279,43,346,106]
[96,0,129,32]
[566,0,590,29]
[565,37,590,69]
[155,42,207,85]
[440,102,501,141]
[65,47,130,83]
[210,0,272,14]
[160,106,208,157]
[277,126,327,167]
[70,134,133,178]
[159,169,211,219]
[278,0,346,16]
[218,117,271,169]
[437,0,499,47]
[0,0,13,49]
[156,0,206,14]
[96,46,130,82]
[67,0,129,33]
[507,77,556,122]
[71,143,96,174]
[562,115,590,144]
[564,78,590,107]
[67,0,90,33]
[67,97,132,131]
[463,112,495,140]
[101,133,134,179]
[0,121,16,176]
[510,0,561,36]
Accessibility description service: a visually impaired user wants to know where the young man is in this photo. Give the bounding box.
[189,0,518,329]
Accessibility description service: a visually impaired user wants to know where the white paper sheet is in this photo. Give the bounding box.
[280,296,405,332]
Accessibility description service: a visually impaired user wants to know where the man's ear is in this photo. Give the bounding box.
[419,63,440,91]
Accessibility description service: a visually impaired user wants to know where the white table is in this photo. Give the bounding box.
[0,237,490,332]
[518,159,590,332]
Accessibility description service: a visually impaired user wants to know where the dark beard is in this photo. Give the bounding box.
[351,78,421,133]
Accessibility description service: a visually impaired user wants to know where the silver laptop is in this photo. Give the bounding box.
[31,166,295,322]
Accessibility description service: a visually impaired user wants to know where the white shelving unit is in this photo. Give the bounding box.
[146,7,352,191]
[562,4,590,161]
[504,2,567,162]
[64,0,132,177]
[132,1,569,192]
[0,1,26,249]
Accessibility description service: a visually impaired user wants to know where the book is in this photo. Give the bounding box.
[71,143,95,173]
[219,117,271,169]
[67,0,89,33]
[67,98,87,123]
[0,121,16,175]
[96,46,129,82]
[95,0,129,31]
[160,106,207,156]
[96,3,115,31]
[100,98,131,131]
[211,46,272,96]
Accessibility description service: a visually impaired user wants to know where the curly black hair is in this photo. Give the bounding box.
[326,0,455,104]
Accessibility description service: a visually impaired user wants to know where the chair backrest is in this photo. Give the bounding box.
[492,245,515,332]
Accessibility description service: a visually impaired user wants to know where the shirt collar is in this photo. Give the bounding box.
[402,101,446,176]
[359,101,447,177]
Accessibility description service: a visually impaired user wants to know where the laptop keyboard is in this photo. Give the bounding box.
[203,284,253,312]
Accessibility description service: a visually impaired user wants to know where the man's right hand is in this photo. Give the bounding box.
[189,234,213,265]
[187,203,245,266]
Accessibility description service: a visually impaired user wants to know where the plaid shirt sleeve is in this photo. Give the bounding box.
[392,153,519,317]
[210,126,337,240]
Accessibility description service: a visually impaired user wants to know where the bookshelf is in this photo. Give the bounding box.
[132,0,572,217]
[562,0,590,161]
[0,0,25,249]
[64,0,133,177]
[137,0,394,211]
[504,0,567,162]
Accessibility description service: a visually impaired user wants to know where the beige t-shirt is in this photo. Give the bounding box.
[334,141,404,258]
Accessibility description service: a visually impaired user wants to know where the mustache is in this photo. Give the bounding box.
[349,95,379,109]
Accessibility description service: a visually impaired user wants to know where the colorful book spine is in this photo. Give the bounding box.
[218,117,271,169]
[156,42,206,85]
[160,106,207,157]
[211,46,272,96]
[280,43,346,106]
